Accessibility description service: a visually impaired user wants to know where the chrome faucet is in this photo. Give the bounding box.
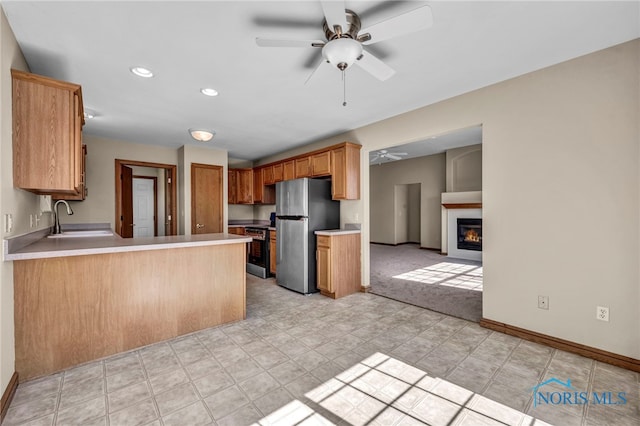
[53,200,74,234]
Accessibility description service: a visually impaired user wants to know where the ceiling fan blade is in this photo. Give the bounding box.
[320,0,347,32]
[392,152,408,156]
[370,155,381,163]
[256,38,324,48]
[386,154,402,160]
[305,57,327,85]
[355,50,395,81]
[360,5,433,45]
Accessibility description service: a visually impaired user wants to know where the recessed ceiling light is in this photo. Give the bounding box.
[200,88,219,97]
[189,128,215,142]
[130,66,153,78]
[83,109,96,119]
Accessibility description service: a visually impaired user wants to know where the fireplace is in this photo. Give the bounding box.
[457,218,482,251]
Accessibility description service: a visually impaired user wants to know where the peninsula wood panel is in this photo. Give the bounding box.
[14,243,246,381]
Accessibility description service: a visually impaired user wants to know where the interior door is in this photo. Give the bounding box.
[120,165,134,238]
[191,163,223,234]
[133,177,156,237]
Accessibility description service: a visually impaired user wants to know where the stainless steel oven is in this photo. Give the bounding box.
[245,226,270,278]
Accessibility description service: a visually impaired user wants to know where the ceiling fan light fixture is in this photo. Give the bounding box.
[322,38,363,71]
[189,128,215,142]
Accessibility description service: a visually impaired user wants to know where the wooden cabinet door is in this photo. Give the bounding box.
[295,157,311,178]
[263,166,274,185]
[53,144,87,201]
[253,167,264,204]
[191,164,223,234]
[270,230,277,275]
[237,169,253,204]
[283,160,295,181]
[316,237,332,293]
[331,144,361,200]
[228,169,238,204]
[12,70,84,194]
[273,163,284,182]
[228,226,245,235]
[311,151,331,177]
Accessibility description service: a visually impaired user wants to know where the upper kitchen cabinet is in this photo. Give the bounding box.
[228,169,238,204]
[311,151,331,177]
[283,160,295,181]
[331,143,361,200]
[228,168,253,204]
[53,144,87,201]
[253,167,275,205]
[12,69,85,195]
[294,156,311,178]
[272,163,284,183]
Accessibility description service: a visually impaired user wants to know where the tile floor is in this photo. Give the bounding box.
[3,275,638,426]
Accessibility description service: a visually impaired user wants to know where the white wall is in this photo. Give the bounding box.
[258,40,640,359]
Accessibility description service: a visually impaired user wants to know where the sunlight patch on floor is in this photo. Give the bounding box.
[254,353,548,425]
[392,262,483,291]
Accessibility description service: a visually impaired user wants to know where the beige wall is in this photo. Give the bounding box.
[370,154,446,247]
[0,8,52,394]
[178,145,228,235]
[446,144,482,192]
[258,40,640,359]
[70,135,179,231]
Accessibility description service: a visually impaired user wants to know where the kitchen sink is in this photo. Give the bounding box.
[47,230,114,238]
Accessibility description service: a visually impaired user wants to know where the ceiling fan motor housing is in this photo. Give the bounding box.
[323,9,361,40]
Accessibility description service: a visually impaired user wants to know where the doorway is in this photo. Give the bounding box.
[132,176,157,237]
[115,159,177,238]
[191,163,223,234]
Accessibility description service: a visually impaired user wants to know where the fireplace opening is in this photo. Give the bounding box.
[457,218,482,251]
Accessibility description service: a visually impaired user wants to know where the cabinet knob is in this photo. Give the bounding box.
[196,223,205,229]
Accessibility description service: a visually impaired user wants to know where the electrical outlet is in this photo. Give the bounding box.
[596,306,609,322]
[538,295,549,310]
[3,214,12,233]
[30,214,34,228]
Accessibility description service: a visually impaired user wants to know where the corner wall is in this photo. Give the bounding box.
[260,40,640,359]
[0,6,50,395]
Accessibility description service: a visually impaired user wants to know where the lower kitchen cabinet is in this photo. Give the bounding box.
[316,231,361,299]
[228,226,245,235]
[270,229,276,275]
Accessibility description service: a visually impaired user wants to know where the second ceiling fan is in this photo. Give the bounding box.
[255,1,434,84]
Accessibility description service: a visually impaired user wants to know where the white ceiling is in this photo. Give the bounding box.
[2,1,638,161]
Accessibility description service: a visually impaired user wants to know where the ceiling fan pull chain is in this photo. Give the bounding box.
[342,70,347,107]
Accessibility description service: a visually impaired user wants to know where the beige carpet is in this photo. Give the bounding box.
[369,243,483,322]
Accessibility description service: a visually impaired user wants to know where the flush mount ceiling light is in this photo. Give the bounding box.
[189,128,215,142]
[130,66,154,78]
[200,88,219,97]
[83,109,96,119]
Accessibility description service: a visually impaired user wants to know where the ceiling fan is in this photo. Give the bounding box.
[255,1,433,87]
[370,149,408,163]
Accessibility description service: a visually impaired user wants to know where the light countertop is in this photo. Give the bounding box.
[4,227,251,261]
[314,229,361,236]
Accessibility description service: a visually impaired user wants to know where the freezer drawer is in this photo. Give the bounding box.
[276,217,309,294]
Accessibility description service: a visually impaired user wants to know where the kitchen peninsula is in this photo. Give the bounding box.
[4,230,251,381]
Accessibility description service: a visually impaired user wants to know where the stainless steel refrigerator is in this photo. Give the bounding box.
[276,178,340,294]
